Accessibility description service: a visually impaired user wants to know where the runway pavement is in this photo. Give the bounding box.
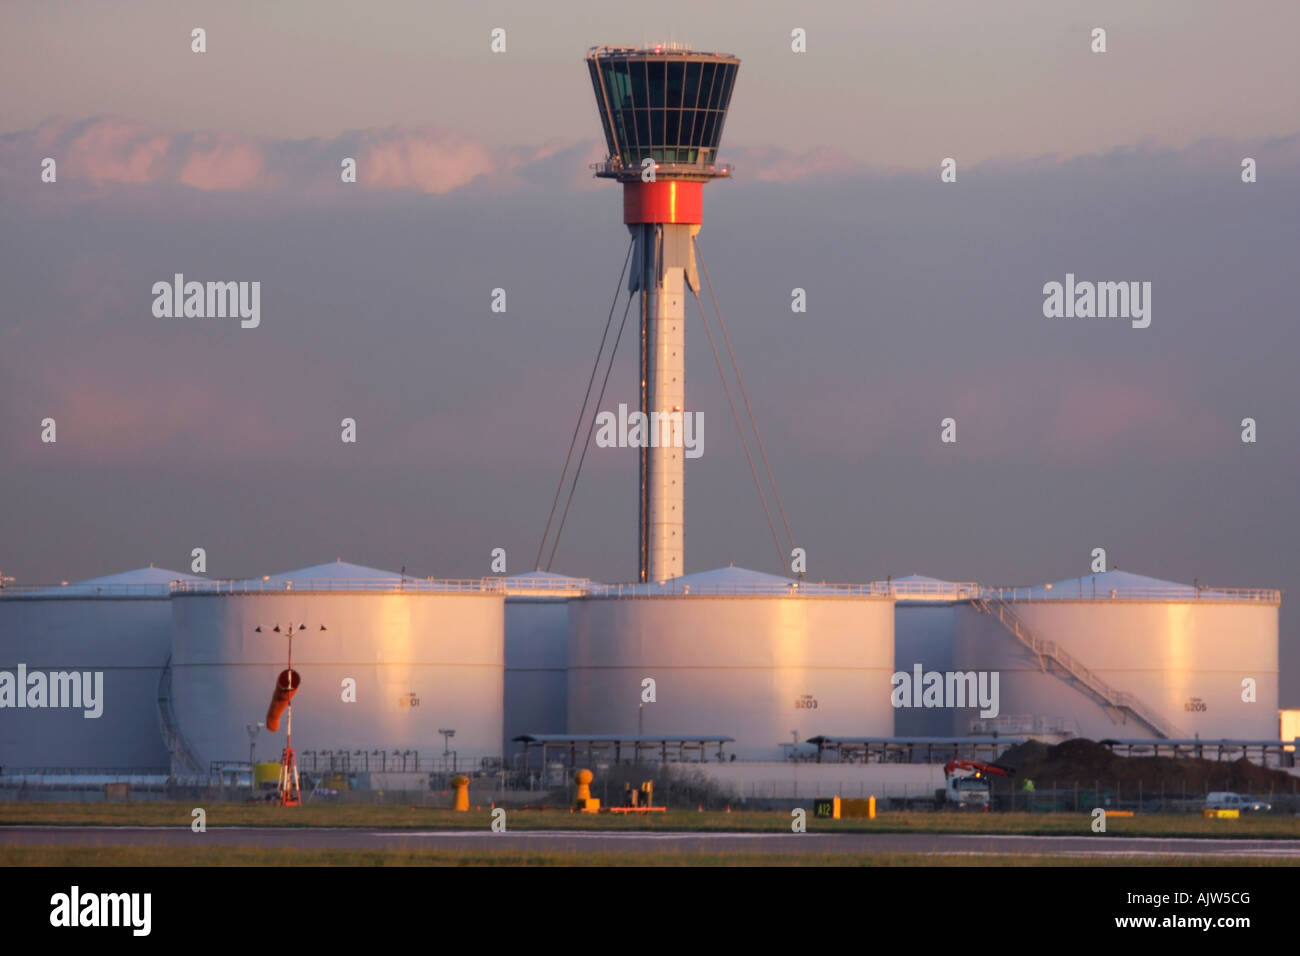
[2,826,1298,858]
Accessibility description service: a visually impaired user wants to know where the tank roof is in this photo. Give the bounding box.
[674,565,795,588]
[989,569,1279,604]
[174,559,500,595]
[76,566,206,587]
[2,565,207,598]
[257,559,398,583]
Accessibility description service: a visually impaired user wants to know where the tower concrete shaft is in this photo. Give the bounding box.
[629,223,699,582]
[586,45,739,582]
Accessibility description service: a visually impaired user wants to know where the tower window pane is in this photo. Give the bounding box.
[718,64,738,112]
[647,59,666,109]
[698,110,718,151]
[679,109,697,148]
[666,61,685,108]
[665,109,682,148]
[634,109,651,153]
[649,109,665,147]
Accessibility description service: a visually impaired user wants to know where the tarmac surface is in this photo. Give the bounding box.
[2,826,1299,858]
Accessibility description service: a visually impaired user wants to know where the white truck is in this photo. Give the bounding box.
[1205,791,1271,813]
[936,760,1013,810]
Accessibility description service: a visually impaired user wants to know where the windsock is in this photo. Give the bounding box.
[265,668,300,731]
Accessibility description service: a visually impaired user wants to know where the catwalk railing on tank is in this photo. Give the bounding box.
[980,584,1281,604]
[887,581,982,600]
[0,583,179,597]
[969,714,1073,736]
[0,577,971,599]
[585,580,895,598]
[157,653,204,775]
[5,576,1274,603]
[170,577,506,594]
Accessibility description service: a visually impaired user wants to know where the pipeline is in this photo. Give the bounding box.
[265,669,300,732]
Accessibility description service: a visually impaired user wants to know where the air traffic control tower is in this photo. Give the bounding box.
[586,44,740,582]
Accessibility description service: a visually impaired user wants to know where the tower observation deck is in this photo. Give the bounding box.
[586,45,740,583]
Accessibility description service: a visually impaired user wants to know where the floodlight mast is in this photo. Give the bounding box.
[255,622,325,806]
[586,45,740,582]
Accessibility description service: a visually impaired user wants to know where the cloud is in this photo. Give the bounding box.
[777,359,1207,467]
[0,338,286,467]
[4,118,1297,201]
[353,128,494,193]
[176,135,264,191]
[974,131,1300,178]
[63,118,175,184]
[0,118,584,197]
[726,145,860,183]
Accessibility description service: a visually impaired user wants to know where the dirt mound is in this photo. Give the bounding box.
[993,740,1050,774]
[994,739,1295,794]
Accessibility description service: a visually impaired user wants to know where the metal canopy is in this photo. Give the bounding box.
[514,733,735,769]
[803,736,1028,765]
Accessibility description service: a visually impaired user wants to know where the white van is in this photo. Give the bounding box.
[1205,791,1271,813]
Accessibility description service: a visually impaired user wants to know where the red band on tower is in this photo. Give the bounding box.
[623,180,703,224]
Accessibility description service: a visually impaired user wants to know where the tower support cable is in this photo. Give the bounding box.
[535,237,634,570]
[690,284,785,573]
[695,238,797,566]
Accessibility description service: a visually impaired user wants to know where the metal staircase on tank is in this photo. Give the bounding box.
[972,594,1184,739]
[156,653,204,775]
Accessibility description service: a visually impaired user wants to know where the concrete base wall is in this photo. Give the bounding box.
[688,761,944,800]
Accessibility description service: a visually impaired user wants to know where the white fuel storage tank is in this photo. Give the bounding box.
[889,575,981,737]
[567,566,895,760]
[503,571,591,761]
[167,561,505,773]
[0,566,205,771]
[953,570,1280,740]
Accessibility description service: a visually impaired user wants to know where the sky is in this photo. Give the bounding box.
[0,2,1297,700]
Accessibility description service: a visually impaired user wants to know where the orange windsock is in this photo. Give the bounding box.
[265,668,300,731]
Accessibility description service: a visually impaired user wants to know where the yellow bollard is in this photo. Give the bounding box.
[575,768,592,801]
[868,795,876,819]
[450,774,470,811]
[573,769,600,812]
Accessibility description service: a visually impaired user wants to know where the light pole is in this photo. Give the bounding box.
[255,622,326,806]
[246,722,264,792]
[439,728,456,772]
